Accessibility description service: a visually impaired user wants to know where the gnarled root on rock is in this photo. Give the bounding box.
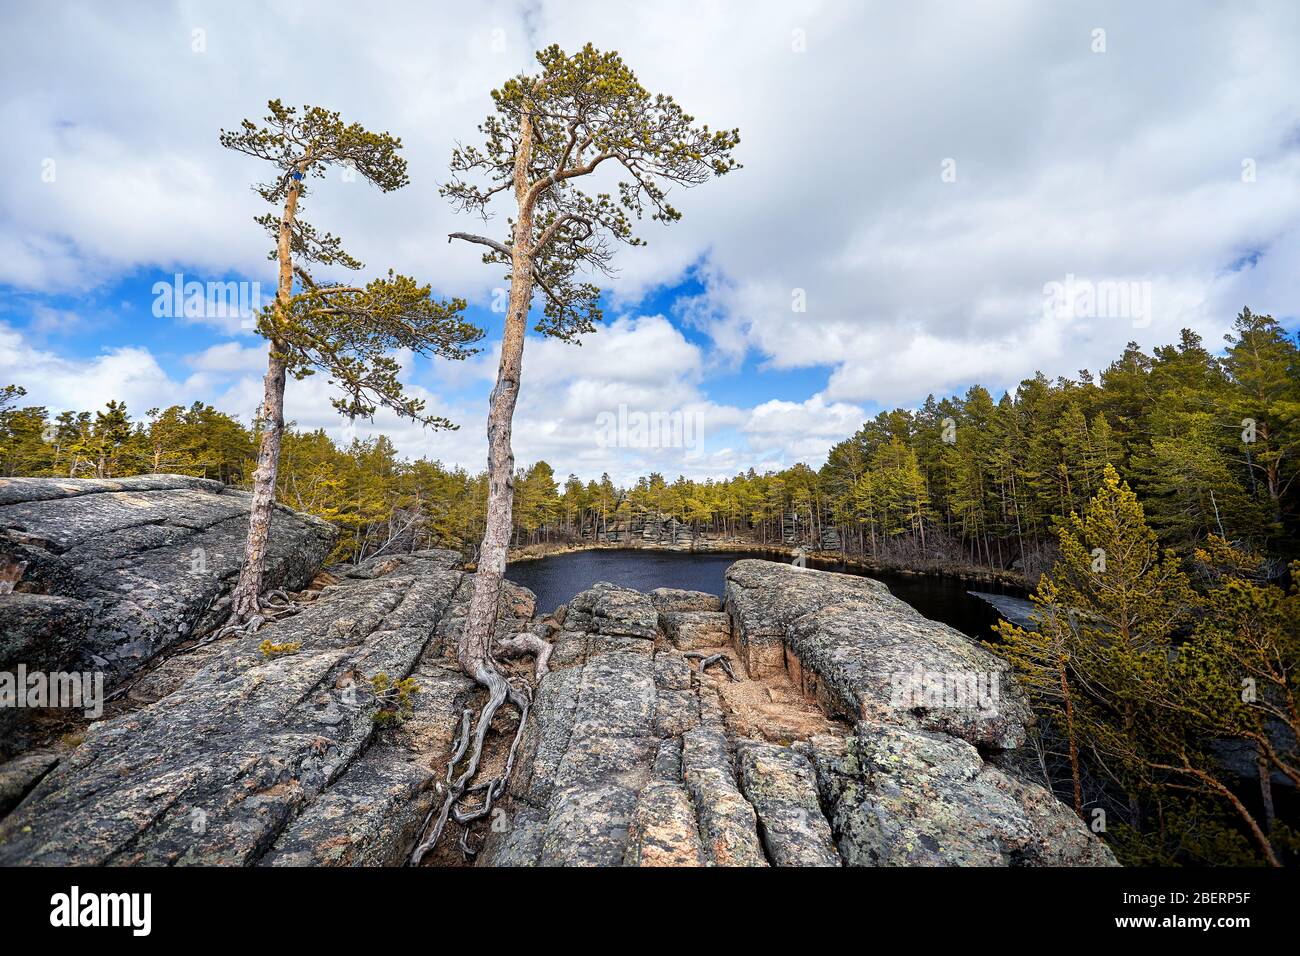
[206,588,302,643]
[494,633,552,678]
[684,650,738,681]
[409,637,550,865]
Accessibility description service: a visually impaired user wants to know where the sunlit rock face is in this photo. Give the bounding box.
[723,560,1032,750]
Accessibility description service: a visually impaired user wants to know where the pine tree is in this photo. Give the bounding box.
[0,388,55,477]
[1221,308,1300,531]
[994,574,1086,817]
[1131,413,1261,546]
[419,43,741,860]
[219,100,481,626]
[1131,537,1300,864]
[88,401,132,478]
[998,465,1197,837]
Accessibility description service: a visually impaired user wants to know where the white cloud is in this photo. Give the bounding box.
[187,340,267,374]
[0,323,180,414]
[744,395,866,465]
[3,0,1298,478]
[28,306,88,338]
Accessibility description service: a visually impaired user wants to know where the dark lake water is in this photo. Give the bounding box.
[505,548,1022,640]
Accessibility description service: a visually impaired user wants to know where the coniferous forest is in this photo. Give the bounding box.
[5,309,1295,572]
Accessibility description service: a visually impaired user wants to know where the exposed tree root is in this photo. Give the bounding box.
[409,640,548,865]
[105,592,309,703]
[494,633,552,677]
[205,588,303,644]
[409,671,525,864]
[685,650,738,681]
[458,825,479,858]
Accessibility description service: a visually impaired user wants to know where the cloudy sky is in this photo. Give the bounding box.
[2,0,1298,483]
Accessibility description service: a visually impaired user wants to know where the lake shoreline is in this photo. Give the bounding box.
[504,542,1023,639]
[503,537,1030,591]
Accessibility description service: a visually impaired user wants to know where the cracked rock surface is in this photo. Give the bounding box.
[475,571,1112,867]
[0,549,534,865]
[0,474,336,689]
[725,560,1031,749]
[0,485,1113,867]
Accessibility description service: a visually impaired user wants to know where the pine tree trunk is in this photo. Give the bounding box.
[1257,743,1275,834]
[1171,760,1280,866]
[231,349,287,620]
[1059,655,1084,819]
[458,111,536,686]
[230,168,302,622]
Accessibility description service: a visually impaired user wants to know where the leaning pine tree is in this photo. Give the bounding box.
[993,574,1087,819]
[411,44,740,861]
[997,465,1198,853]
[220,101,482,630]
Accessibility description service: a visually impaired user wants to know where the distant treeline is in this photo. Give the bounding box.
[2,308,1297,570]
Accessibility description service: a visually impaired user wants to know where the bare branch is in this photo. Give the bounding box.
[447,232,513,259]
